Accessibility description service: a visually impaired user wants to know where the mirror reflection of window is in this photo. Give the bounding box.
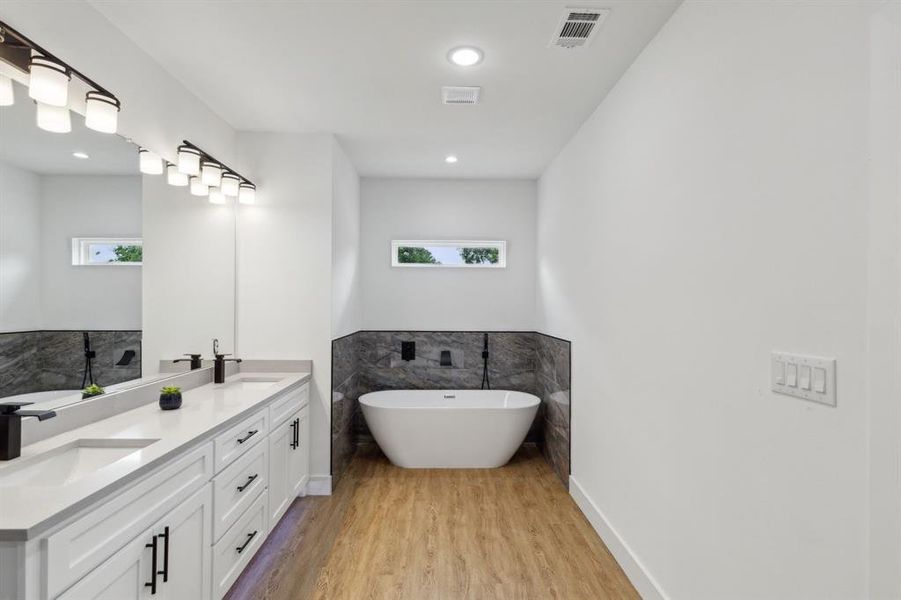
[391,240,506,268]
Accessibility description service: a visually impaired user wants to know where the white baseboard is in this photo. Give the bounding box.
[570,476,667,600]
[306,475,332,496]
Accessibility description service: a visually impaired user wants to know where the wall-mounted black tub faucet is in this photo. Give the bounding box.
[0,402,57,461]
[212,338,242,384]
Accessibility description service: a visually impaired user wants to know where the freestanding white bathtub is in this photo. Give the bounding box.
[359,389,540,468]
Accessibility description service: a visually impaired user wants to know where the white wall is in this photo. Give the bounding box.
[0,160,41,332]
[40,175,142,331]
[331,139,362,338]
[537,2,875,598]
[361,178,536,331]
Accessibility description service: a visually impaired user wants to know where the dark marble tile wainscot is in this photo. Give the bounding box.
[0,330,142,399]
[330,331,571,488]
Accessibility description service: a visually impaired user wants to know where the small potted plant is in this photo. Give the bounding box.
[82,384,105,399]
[159,385,182,410]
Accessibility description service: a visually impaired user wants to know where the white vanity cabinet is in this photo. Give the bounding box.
[268,404,310,525]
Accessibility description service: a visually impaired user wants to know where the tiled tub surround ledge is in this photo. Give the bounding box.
[0,329,142,399]
[331,331,571,487]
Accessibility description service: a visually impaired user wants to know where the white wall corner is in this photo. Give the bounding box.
[306,475,333,496]
[570,476,667,600]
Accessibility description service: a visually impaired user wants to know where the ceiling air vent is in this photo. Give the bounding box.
[549,7,610,49]
[441,86,481,105]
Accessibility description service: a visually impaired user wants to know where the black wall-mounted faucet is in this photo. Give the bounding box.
[173,354,203,370]
[401,341,415,361]
[212,338,242,384]
[0,402,57,461]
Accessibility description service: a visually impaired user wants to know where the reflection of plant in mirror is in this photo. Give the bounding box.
[82,384,105,398]
[109,245,142,263]
[160,386,181,395]
[397,246,439,264]
[459,247,500,264]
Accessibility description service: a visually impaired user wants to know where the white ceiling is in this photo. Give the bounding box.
[0,82,139,175]
[89,0,679,179]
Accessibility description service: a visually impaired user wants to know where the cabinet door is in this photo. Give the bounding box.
[159,484,213,600]
[267,417,292,525]
[58,528,155,600]
[289,407,310,499]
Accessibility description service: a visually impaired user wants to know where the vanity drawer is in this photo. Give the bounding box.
[212,439,267,542]
[46,442,213,599]
[212,489,268,599]
[213,409,268,473]
[268,383,309,428]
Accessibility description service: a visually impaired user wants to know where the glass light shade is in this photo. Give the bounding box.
[0,74,13,106]
[84,91,120,134]
[200,161,222,187]
[167,163,189,186]
[138,148,163,175]
[190,176,209,196]
[177,145,201,176]
[28,56,70,107]
[220,172,240,196]
[208,186,226,205]
[35,102,71,133]
[238,182,256,205]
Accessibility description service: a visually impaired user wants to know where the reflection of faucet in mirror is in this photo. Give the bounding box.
[173,354,203,370]
[212,338,242,384]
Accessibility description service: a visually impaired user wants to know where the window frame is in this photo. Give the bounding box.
[71,237,144,267]
[390,240,507,269]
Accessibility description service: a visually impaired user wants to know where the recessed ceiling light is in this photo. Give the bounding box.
[72,151,89,159]
[448,46,483,67]
[445,155,458,164]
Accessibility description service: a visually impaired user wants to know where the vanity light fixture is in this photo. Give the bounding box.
[208,186,226,205]
[0,74,13,106]
[189,176,209,196]
[35,102,71,133]
[2,21,123,134]
[166,162,189,186]
[72,151,89,159]
[238,182,256,205]
[200,160,222,187]
[138,148,164,175]
[84,90,120,134]
[448,46,483,67]
[445,155,458,164]
[220,172,240,196]
[177,145,202,176]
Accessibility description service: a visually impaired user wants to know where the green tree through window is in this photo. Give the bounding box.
[110,245,143,263]
[397,246,439,264]
[459,247,499,264]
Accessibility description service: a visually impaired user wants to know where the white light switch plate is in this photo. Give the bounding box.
[771,352,836,407]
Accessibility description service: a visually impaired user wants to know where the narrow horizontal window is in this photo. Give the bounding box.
[71,237,143,266]
[391,240,506,268]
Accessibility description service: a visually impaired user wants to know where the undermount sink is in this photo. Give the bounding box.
[0,438,159,487]
[222,376,282,390]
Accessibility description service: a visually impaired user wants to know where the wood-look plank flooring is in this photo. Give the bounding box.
[227,445,638,600]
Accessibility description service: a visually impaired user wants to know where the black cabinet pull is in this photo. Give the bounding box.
[158,526,170,583]
[237,430,258,444]
[236,530,258,554]
[236,473,258,492]
[145,535,158,594]
[290,419,298,450]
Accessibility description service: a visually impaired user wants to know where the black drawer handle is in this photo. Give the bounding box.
[236,530,258,554]
[144,534,158,594]
[236,429,258,444]
[237,473,258,492]
[290,419,298,450]
[158,526,169,583]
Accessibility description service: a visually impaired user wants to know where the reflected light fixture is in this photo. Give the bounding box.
[167,162,189,186]
[190,176,209,196]
[238,182,256,205]
[0,74,13,106]
[72,151,89,159]
[177,145,202,176]
[447,46,483,67]
[84,91,120,134]
[28,55,70,107]
[220,172,240,196]
[208,186,226,205]
[138,148,163,175]
[200,160,222,187]
[35,102,71,133]
[445,155,458,164]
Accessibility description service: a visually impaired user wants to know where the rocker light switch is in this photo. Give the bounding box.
[771,352,836,407]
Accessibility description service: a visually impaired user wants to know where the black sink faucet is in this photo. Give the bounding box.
[0,402,57,461]
[173,354,203,370]
[212,338,242,384]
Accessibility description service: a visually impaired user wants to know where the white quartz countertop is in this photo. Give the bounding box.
[0,371,310,541]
